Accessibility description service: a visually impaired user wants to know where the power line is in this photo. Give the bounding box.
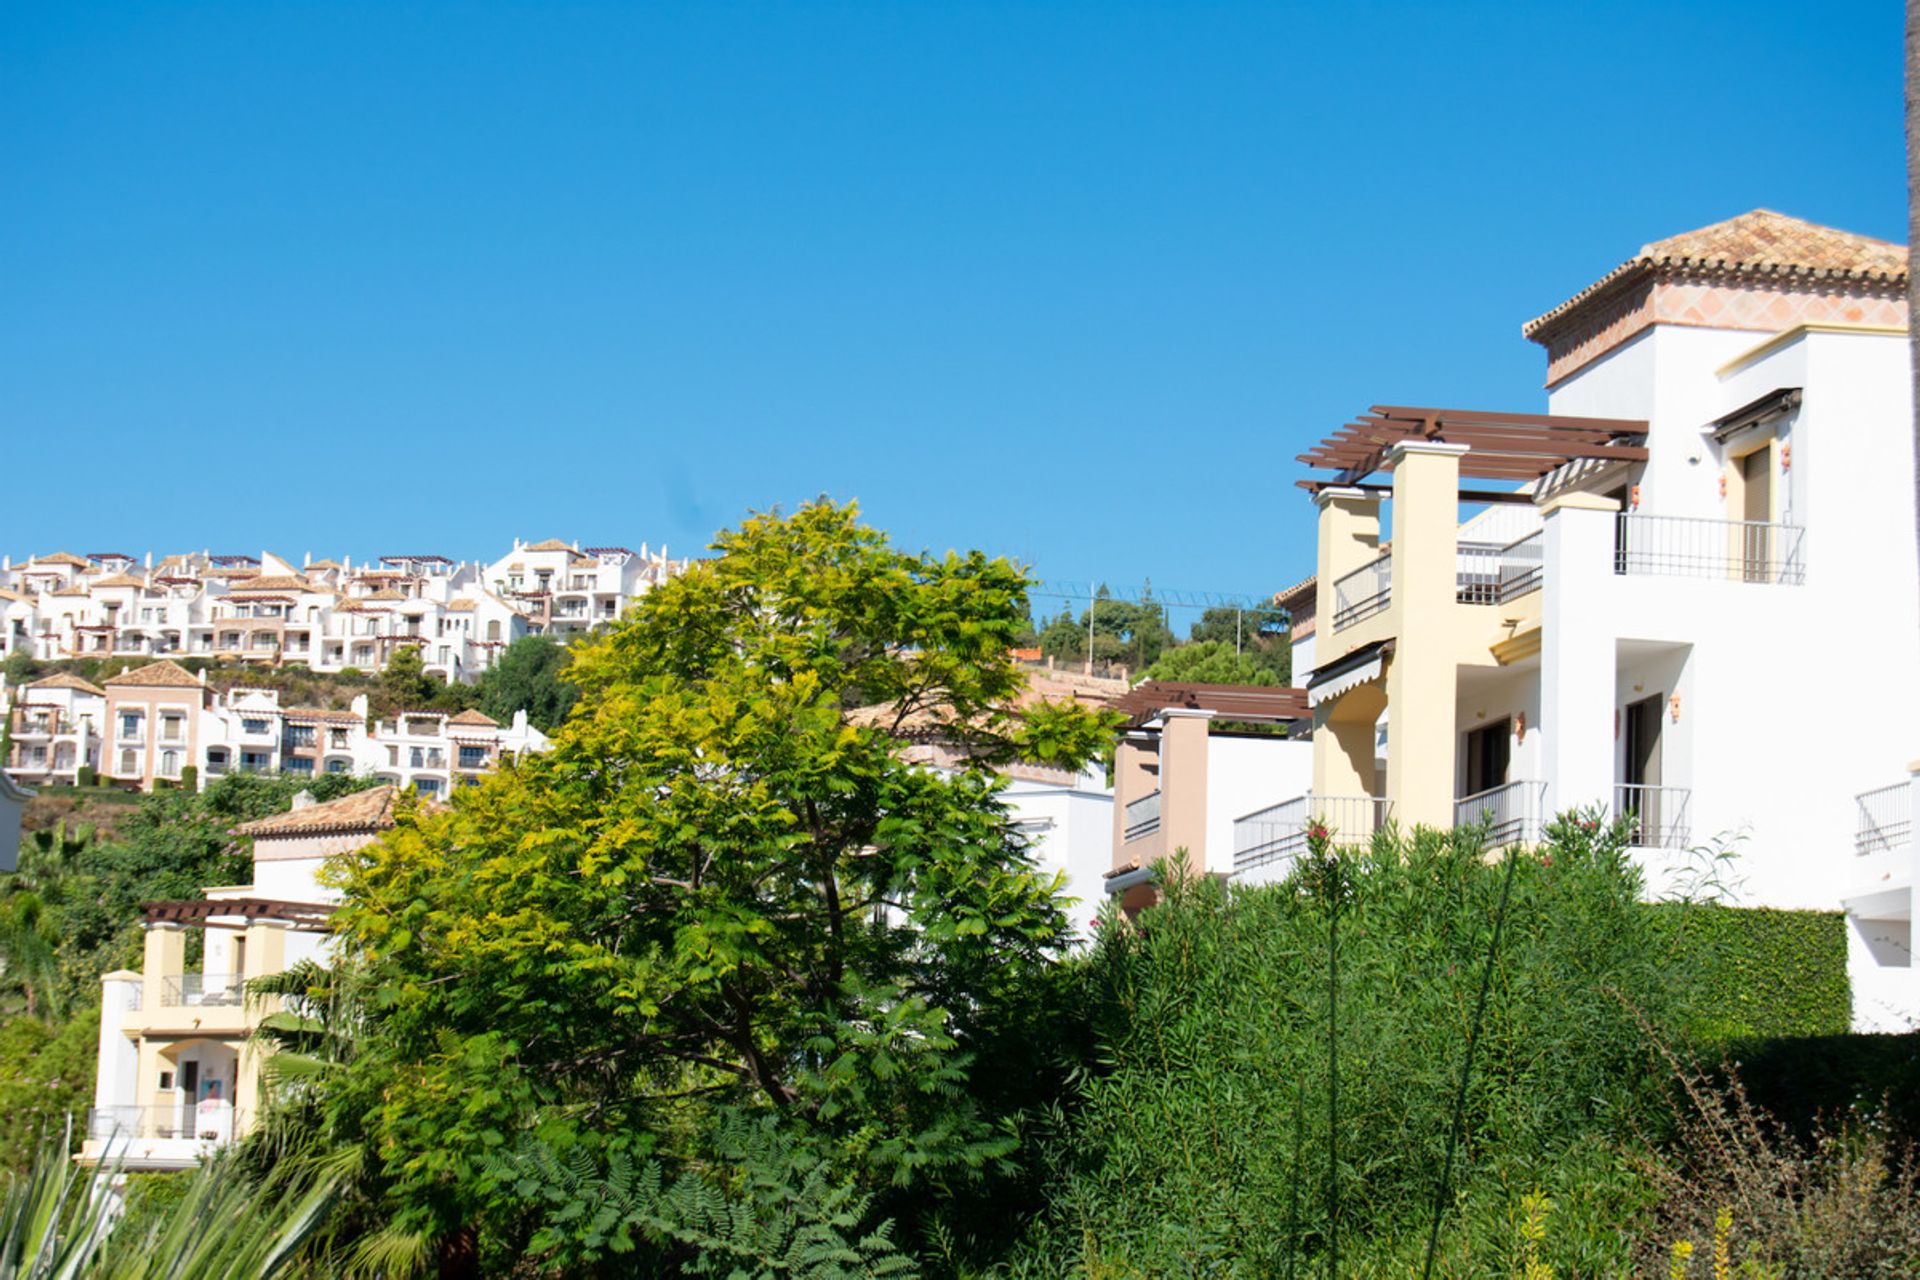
[1029,581,1284,612]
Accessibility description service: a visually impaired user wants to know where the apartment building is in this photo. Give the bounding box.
[1256,210,1919,1029]
[82,786,396,1170]
[4,660,551,795]
[0,538,687,680]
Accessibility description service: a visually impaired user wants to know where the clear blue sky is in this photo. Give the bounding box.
[2,1,1905,620]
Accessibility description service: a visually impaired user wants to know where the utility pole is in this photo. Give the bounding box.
[1085,585,1096,676]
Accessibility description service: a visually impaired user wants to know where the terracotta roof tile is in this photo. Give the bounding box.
[235,785,398,837]
[447,709,500,727]
[90,573,150,589]
[445,598,479,612]
[231,574,317,593]
[26,673,106,695]
[34,552,89,568]
[524,539,572,552]
[104,659,203,689]
[1526,210,1908,339]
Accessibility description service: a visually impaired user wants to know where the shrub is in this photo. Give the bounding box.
[1003,817,1685,1277]
[179,764,198,793]
[1652,902,1850,1040]
[76,765,96,789]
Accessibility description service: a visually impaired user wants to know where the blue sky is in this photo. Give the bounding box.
[1,1,1904,623]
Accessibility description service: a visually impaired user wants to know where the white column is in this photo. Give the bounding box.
[1539,493,1622,817]
[94,971,143,1114]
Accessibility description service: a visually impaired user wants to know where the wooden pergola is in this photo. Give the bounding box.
[1297,405,1649,498]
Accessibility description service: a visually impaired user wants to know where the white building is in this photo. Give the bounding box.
[4,660,551,796]
[1286,210,1918,1029]
[0,538,688,680]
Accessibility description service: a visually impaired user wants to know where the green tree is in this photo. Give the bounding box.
[475,636,578,733]
[1036,586,1176,671]
[1141,639,1281,687]
[0,821,92,1019]
[311,502,1117,1274]
[1186,604,1292,684]
[372,646,479,720]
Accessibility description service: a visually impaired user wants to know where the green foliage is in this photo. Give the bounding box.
[1003,818,1689,1277]
[0,1126,340,1279]
[74,765,95,790]
[1651,903,1850,1041]
[1036,587,1175,671]
[1141,639,1279,687]
[0,1012,94,1169]
[312,501,1115,1272]
[495,1113,917,1277]
[1186,604,1291,684]
[180,764,199,793]
[475,635,578,732]
[371,646,478,719]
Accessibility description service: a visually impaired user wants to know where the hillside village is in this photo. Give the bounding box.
[4,207,1918,1275]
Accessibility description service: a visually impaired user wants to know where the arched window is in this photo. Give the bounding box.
[159,749,180,777]
[486,620,501,642]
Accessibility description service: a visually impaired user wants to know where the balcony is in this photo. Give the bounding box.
[1856,782,1912,856]
[1454,780,1547,847]
[1614,784,1691,849]
[1123,790,1161,842]
[88,1104,239,1145]
[1234,793,1390,876]
[1615,514,1805,585]
[160,973,245,1007]
[1333,553,1392,630]
[1456,533,1543,605]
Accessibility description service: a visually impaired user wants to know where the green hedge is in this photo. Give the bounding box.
[1653,902,1850,1041]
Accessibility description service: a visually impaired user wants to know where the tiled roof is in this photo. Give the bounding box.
[49,585,90,598]
[364,589,407,602]
[1274,576,1316,608]
[283,706,362,723]
[27,673,106,695]
[445,599,478,612]
[0,587,29,604]
[104,659,203,689]
[90,573,150,589]
[1525,210,1908,339]
[232,574,316,592]
[524,539,572,552]
[446,709,500,727]
[306,559,344,571]
[34,552,89,568]
[235,785,398,837]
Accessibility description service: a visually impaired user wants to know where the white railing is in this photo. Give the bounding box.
[1123,790,1162,842]
[1615,784,1691,849]
[1856,782,1912,856]
[1615,514,1805,584]
[1456,532,1544,605]
[1333,553,1392,630]
[1234,793,1391,875]
[160,973,245,1007]
[1454,780,1548,847]
[88,1103,242,1144]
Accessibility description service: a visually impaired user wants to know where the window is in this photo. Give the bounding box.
[414,777,443,797]
[119,712,144,740]
[325,758,350,774]
[328,728,349,748]
[458,745,488,770]
[161,714,183,742]
[283,756,313,775]
[283,725,316,749]
[240,750,272,773]
[119,749,137,775]
[242,718,270,736]
[159,749,180,777]
[410,747,425,768]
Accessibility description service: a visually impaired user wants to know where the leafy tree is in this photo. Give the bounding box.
[1187,604,1291,684]
[312,502,1117,1273]
[475,636,578,733]
[1141,639,1281,687]
[1036,586,1176,670]
[370,646,480,720]
[0,821,92,1019]
[0,1010,95,1170]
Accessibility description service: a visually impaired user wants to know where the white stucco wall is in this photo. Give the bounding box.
[1000,776,1116,945]
[1203,734,1314,878]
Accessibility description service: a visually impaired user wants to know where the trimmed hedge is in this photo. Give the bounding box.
[1653,902,1850,1040]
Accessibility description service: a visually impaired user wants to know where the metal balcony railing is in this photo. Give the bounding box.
[1123,790,1162,842]
[1855,782,1912,856]
[88,1104,242,1144]
[1332,553,1392,630]
[1615,514,1806,584]
[1456,532,1543,605]
[159,973,245,1007]
[1615,784,1691,849]
[1454,780,1548,847]
[1234,794,1390,875]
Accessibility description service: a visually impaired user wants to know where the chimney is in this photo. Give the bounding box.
[291,789,316,811]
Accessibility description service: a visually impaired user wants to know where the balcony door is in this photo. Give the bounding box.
[1464,719,1511,797]
[1739,448,1773,582]
[1624,694,1664,841]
